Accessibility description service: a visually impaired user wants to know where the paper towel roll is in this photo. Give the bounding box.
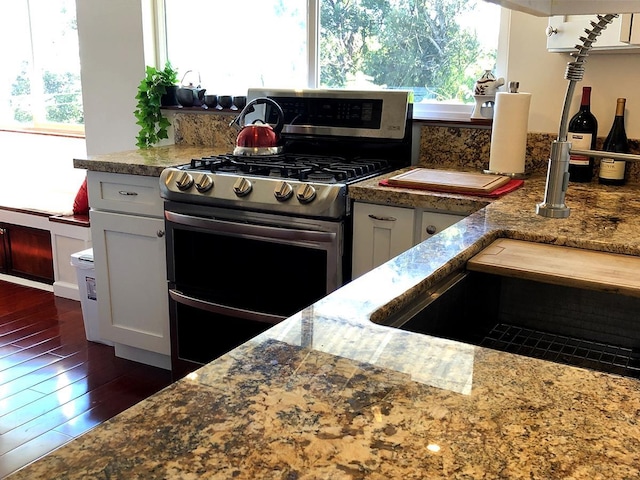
[488,91,531,175]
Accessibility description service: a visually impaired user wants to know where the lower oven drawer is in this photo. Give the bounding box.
[169,290,280,379]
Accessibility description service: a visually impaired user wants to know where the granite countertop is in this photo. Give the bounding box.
[73,144,229,176]
[19,158,640,478]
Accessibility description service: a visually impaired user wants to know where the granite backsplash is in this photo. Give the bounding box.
[171,111,640,183]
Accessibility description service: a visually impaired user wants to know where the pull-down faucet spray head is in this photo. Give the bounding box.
[536,14,618,218]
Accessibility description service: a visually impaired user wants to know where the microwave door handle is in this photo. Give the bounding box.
[169,289,286,325]
[165,211,336,244]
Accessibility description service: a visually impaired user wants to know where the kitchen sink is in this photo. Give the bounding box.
[379,243,640,379]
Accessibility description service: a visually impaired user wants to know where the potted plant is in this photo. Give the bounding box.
[134,61,179,148]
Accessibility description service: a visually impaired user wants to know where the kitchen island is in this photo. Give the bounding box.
[9,150,640,478]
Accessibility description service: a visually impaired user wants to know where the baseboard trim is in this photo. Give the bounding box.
[53,280,80,301]
[114,343,171,370]
[0,273,54,292]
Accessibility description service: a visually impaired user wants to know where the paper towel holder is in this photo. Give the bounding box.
[483,81,530,180]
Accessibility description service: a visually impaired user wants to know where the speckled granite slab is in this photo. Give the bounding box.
[72,144,229,176]
[10,172,640,479]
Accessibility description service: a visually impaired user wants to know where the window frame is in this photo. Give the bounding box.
[153,0,509,121]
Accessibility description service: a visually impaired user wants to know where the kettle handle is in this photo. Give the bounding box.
[235,97,285,135]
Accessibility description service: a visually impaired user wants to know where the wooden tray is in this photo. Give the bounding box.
[387,168,510,194]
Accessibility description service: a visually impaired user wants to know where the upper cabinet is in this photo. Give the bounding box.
[546,13,640,52]
[483,0,640,16]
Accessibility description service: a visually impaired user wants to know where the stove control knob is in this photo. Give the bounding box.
[274,181,293,201]
[175,172,194,191]
[233,177,252,197]
[296,184,316,204]
[194,173,214,193]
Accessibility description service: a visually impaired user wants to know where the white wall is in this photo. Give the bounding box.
[506,11,640,138]
[75,0,147,155]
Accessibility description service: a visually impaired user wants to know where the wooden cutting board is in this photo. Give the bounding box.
[467,238,640,297]
[387,168,510,194]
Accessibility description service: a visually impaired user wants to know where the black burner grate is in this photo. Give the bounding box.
[481,323,640,378]
[182,154,390,183]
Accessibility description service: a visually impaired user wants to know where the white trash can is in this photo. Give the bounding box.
[70,248,113,346]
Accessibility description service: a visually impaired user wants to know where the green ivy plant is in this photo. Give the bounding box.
[134,61,179,148]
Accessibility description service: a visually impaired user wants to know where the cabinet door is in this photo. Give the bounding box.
[0,224,54,283]
[90,210,170,355]
[352,203,415,279]
[547,14,640,53]
[419,211,466,243]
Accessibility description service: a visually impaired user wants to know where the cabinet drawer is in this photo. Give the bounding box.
[88,171,163,217]
[419,211,465,242]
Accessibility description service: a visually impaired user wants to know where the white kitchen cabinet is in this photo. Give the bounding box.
[418,211,466,243]
[352,202,466,279]
[487,0,640,17]
[352,203,415,279]
[547,14,640,53]
[88,171,170,370]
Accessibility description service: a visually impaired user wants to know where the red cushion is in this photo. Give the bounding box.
[73,177,89,215]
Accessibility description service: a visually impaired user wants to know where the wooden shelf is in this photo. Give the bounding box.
[161,106,238,114]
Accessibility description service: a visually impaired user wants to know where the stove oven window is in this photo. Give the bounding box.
[172,228,328,317]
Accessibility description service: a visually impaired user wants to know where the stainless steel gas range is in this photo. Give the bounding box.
[159,88,412,379]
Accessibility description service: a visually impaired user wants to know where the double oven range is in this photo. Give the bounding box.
[160,88,412,379]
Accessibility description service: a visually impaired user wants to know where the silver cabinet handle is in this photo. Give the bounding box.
[157,230,165,238]
[546,25,558,37]
[368,214,397,222]
[118,190,139,196]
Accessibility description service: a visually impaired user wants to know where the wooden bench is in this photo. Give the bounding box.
[0,206,91,300]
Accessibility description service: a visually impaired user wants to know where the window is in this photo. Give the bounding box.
[161,0,501,118]
[162,1,308,93]
[0,0,84,134]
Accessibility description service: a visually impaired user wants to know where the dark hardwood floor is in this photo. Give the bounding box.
[0,280,173,478]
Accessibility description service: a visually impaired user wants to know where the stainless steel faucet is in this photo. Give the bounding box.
[536,13,640,218]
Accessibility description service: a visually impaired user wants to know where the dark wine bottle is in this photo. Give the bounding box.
[568,86,597,182]
[598,98,629,185]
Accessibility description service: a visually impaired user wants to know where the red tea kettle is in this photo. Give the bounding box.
[232,97,285,156]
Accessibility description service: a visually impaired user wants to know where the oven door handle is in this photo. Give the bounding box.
[169,289,286,324]
[165,211,336,243]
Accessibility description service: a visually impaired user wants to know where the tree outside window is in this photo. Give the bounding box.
[320,0,496,103]
[163,0,499,107]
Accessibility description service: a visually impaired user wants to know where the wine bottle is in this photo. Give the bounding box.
[598,98,629,185]
[568,86,597,182]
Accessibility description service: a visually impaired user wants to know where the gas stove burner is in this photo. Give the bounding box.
[269,165,313,179]
[218,165,240,173]
[306,172,338,183]
[292,155,347,165]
